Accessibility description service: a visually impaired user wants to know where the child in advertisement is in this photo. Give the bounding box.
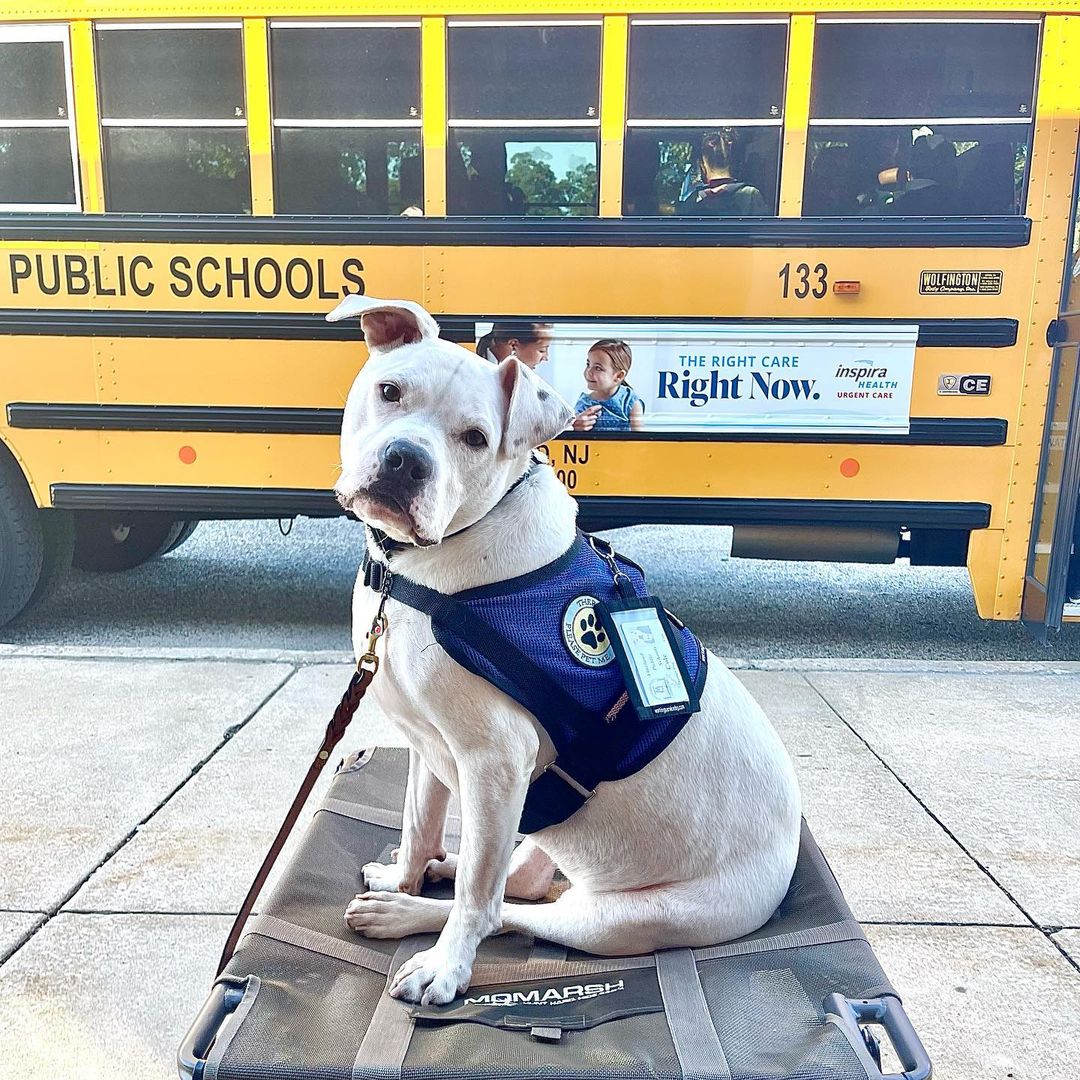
[572,339,645,432]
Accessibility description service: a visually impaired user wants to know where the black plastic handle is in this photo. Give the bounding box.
[824,993,932,1080]
[177,979,247,1080]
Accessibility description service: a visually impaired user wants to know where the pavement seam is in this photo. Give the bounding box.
[6,645,1080,674]
[860,920,1058,928]
[0,665,300,970]
[48,909,239,917]
[802,673,1080,977]
[1,649,351,667]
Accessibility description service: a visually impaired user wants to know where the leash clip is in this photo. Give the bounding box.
[587,535,633,595]
[358,571,393,674]
[358,612,387,674]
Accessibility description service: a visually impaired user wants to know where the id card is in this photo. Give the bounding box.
[595,597,700,722]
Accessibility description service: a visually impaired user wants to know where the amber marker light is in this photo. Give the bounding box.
[834,281,861,295]
[179,446,197,465]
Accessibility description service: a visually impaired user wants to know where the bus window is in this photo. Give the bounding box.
[447,21,600,216]
[96,24,250,214]
[623,19,787,216]
[804,19,1040,217]
[270,22,422,215]
[0,25,79,210]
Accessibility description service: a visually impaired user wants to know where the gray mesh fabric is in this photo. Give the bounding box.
[698,942,891,1079]
[215,936,381,1079]
[201,747,902,1080]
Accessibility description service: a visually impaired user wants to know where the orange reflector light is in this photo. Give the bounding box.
[834,280,861,295]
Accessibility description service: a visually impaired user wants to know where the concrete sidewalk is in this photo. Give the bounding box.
[0,647,1077,1080]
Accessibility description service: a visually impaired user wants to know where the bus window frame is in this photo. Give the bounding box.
[446,16,602,217]
[267,18,424,216]
[804,14,1042,219]
[0,22,82,213]
[95,19,250,214]
[623,16,790,217]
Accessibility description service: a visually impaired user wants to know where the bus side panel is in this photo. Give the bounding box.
[93,338,366,409]
[1,335,99,506]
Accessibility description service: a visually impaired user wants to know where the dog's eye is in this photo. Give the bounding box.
[379,383,401,403]
[462,428,488,449]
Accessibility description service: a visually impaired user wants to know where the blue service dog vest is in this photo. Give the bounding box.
[364,532,706,833]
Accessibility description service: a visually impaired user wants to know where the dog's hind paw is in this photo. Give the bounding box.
[362,860,418,894]
[424,853,458,883]
[345,892,448,938]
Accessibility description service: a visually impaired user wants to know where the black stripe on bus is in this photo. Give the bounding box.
[50,483,345,518]
[440,316,1019,349]
[0,309,1019,349]
[8,404,1007,447]
[0,213,1031,248]
[574,497,991,531]
[46,482,991,531]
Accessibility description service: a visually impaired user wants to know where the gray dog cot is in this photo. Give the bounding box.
[179,746,932,1080]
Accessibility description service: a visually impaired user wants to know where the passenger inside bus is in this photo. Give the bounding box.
[621,127,778,216]
[802,128,1023,216]
[676,130,769,217]
[803,145,864,217]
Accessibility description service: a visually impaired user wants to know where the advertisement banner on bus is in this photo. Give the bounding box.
[478,322,918,435]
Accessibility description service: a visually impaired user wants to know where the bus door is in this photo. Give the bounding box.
[1022,136,1080,636]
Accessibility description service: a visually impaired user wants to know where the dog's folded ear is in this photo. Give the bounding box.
[325,294,440,352]
[498,357,575,456]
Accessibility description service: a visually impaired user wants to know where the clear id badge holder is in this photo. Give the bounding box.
[588,538,700,722]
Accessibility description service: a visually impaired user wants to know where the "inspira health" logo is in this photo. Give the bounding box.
[465,980,625,1007]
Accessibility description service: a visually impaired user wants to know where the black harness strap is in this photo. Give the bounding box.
[363,554,601,831]
[360,460,704,833]
[362,536,706,834]
[374,566,593,732]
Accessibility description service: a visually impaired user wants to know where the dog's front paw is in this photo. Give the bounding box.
[389,946,471,1005]
[363,860,421,894]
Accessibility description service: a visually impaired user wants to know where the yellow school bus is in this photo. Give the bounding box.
[2,1,1080,635]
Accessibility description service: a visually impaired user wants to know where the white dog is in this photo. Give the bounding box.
[331,296,801,1007]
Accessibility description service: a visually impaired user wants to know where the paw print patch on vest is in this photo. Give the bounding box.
[562,595,615,668]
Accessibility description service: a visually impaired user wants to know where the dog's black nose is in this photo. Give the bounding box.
[379,439,434,485]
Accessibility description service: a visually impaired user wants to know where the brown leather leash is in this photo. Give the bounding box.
[216,596,390,976]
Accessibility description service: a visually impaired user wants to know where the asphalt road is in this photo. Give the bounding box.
[5,518,1080,659]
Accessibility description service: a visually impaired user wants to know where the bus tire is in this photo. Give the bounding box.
[162,519,200,556]
[26,510,76,610]
[0,446,45,627]
[72,511,187,572]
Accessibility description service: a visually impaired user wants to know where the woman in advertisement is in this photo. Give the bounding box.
[475,320,554,369]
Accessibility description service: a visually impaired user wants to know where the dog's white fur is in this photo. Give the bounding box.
[331,295,801,1006]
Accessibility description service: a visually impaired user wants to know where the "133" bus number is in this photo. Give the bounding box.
[779,262,828,299]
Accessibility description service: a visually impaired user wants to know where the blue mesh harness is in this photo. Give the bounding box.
[363,531,706,834]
